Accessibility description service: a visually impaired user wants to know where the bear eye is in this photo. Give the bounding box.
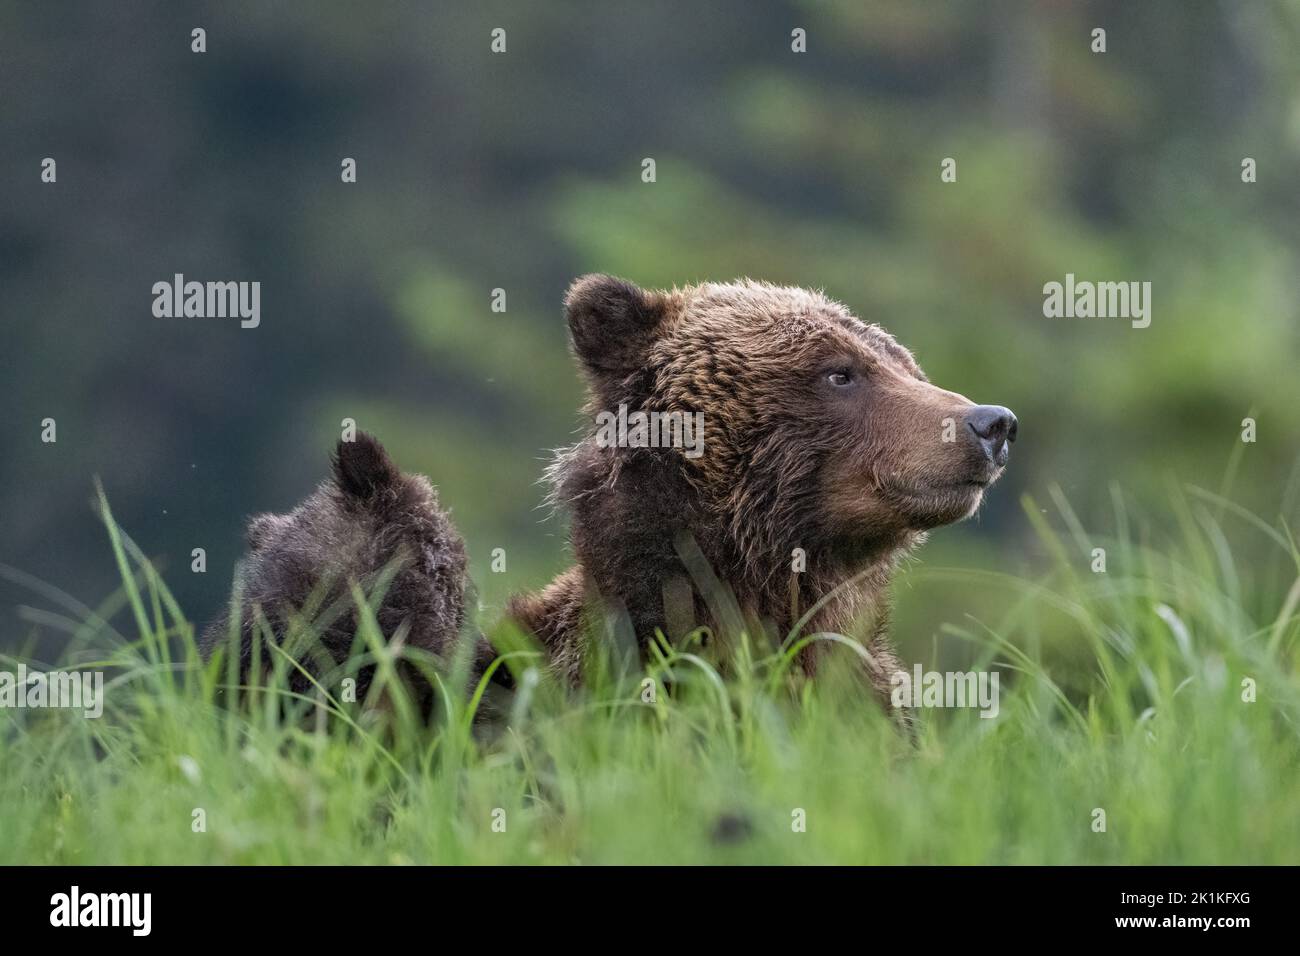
[827,369,854,387]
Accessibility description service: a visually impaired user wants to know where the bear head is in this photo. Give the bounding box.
[204,432,473,702]
[557,274,1017,590]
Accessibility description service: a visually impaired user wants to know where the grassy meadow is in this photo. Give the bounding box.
[1,476,1297,866]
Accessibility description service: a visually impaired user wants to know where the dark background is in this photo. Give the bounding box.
[3,0,1298,665]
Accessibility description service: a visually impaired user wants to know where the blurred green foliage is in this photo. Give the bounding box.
[3,1,1298,676]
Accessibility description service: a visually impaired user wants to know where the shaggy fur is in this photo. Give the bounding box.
[209,275,1014,731]
[508,275,1015,726]
[202,432,484,708]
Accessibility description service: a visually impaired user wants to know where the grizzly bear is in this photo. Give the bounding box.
[202,432,489,709]
[208,275,1016,730]
[507,275,1017,725]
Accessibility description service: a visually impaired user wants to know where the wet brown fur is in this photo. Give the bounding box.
[509,276,1005,725]
[210,276,1008,730]
[201,433,486,710]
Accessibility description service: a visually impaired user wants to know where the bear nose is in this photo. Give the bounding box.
[965,405,1017,467]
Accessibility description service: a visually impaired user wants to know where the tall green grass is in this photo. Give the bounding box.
[1,480,1297,864]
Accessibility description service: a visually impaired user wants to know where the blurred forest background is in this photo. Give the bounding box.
[3,1,1298,671]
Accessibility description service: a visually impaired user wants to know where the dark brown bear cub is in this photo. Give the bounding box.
[509,275,1017,725]
[203,432,484,708]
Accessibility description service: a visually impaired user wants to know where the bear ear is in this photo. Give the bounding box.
[332,431,400,501]
[564,274,668,375]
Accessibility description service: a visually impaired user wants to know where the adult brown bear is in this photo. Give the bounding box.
[509,276,1016,727]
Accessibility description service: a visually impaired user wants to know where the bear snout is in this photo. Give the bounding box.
[964,405,1018,469]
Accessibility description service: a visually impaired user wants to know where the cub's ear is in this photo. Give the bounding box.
[332,431,400,501]
[564,274,668,375]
